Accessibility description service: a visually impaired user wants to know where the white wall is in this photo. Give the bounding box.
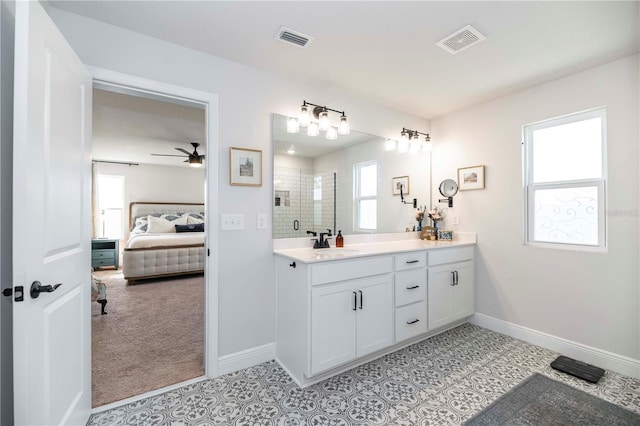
[94,162,205,238]
[431,55,639,360]
[49,8,428,356]
[0,0,14,423]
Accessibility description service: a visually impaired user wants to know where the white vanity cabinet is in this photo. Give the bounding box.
[275,254,393,385]
[393,252,428,342]
[311,274,393,374]
[427,246,475,330]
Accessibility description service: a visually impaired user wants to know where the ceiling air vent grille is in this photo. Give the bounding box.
[436,25,486,55]
[275,26,315,48]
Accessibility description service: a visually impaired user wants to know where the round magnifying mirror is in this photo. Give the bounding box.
[439,179,459,197]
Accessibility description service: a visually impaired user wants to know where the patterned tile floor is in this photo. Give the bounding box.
[87,323,640,425]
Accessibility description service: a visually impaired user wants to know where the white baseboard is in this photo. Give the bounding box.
[218,343,276,376]
[470,313,640,379]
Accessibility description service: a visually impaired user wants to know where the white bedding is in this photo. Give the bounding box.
[125,232,205,249]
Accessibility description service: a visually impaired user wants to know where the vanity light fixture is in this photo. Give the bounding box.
[287,101,351,137]
[397,127,431,153]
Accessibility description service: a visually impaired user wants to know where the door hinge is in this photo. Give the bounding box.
[207,249,210,257]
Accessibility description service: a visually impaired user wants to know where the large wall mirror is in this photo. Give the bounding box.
[272,113,431,239]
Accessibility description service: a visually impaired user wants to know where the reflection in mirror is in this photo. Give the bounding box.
[272,114,431,239]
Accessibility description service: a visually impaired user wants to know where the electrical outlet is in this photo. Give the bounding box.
[257,213,267,230]
[221,214,244,230]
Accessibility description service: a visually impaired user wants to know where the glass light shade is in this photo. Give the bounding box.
[422,140,433,152]
[397,138,409,153]
[326,126,338,140]
[338,115,350,135]
[409,140,421,155]
[318,110,330,131]
[286,117,299,133]
[287,145,295,154]
[400,130,410,144]
[411,131,419,141]
[384,139,396,151]
[189,158,203,168]
[307,122,319,137]
[299,104,310,127]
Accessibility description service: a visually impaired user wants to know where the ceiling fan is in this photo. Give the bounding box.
[151,142,205,168]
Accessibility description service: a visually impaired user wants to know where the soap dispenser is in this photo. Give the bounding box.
[336,230,344,247]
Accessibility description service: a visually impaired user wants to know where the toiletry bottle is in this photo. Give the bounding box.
[336,230,344,247]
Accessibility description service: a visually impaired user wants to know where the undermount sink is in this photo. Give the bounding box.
[312,248,363,258]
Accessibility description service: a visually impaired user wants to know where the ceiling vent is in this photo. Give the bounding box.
[436,25,486,55]
[275,26,315,48]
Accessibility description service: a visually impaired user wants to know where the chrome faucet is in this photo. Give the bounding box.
[313,229,332,249]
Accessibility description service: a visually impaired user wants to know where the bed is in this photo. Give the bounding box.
[123,202,206,283]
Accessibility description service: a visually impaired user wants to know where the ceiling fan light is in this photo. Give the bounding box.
[307,122,319,137]
[299,104,310,127]
[338,115,350,135]
[287,117,299,133]
[318,109,330,131]
[189,158,203,168]
[326,126,338,140]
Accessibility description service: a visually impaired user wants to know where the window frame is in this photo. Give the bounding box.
[523,107,607,251]
[353,160,378,232]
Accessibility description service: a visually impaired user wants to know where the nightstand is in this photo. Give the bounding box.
[91,239,119,269]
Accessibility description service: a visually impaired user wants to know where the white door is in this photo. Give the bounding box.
[355,275,393,357]
[13,2,92,425]
[311,281,356,375]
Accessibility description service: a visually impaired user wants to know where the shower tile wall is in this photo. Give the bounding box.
[274,167,335,239]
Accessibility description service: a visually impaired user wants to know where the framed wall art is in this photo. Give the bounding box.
[392,176,410,195]
[458,165,485,190]
[230,147,262,186]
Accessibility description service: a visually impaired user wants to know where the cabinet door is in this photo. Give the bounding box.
[451,261,474,321]
[356,275,393,357]
[428,264,455,330]
[311,281,357,375]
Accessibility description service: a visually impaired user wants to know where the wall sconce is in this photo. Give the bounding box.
[389,127,431,153]
[287,100,350,139]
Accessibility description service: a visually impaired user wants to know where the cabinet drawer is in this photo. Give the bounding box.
[92,249,114,259]
[395,269,426,307]
[92,258,115,267]
[394,252,427,271]
[428,246,474,266]
[395,301,428,342]
[311,256,392,286]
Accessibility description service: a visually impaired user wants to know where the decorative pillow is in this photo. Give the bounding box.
[131,216,149,234]
[187,213,205,225]
[147,215,187,234]
[175,223,205,233]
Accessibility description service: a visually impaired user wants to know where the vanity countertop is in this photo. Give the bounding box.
[274,236,475,263]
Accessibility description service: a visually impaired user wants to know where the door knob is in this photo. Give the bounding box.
[30,281,62,299]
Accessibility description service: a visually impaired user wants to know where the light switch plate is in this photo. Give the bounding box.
[257,213,267,230]
[221,214,244,230]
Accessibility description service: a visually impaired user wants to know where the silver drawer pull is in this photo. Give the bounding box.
[405,260,419,264]
[406,285,420,290]
[406,319,420,324]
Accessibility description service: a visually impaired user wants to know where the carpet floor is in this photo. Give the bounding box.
[91,269,205,408]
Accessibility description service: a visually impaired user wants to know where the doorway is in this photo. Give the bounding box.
[89,74,218,409]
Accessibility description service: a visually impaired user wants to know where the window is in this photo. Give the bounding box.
[354,161,377,231]
[523,108,606,249]
[97,175,125,239]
